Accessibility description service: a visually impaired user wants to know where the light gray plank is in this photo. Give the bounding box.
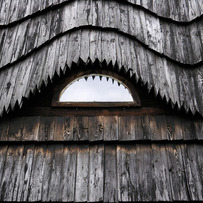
[75,145,89,202]
[89,144,104,202]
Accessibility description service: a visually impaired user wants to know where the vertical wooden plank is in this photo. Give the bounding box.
[38,117,55,141]
[0,118,9,141]
[165,115,183,140]
[6,145,24,201]
[7,117,24,141]
[22,117,40,141]
[167,144,189,201]
[89,144,104,202]
[54,117,64,141]
[117,145,139,202]
[28,145,46,202]
[47,144,64,202]
[89,30,102,62]
[75,145,89,202]
[63,117,74,141]
[141,115,151,140]
[194,119,203,140]
[0,145,23,201]
[103,116,118,141]
[17,145,35,202]
[136,144,155,201]
[89,116,104,141]
[61,145,77,202]
[149,115,168,140]
[119,116,135,141]
[152,144,172,201]
[181,144,203,200]
[80,29,90,63]
[41,144,55,202]
[134,116,144,140]
[0,145,8,198]
[73,117,89,141]
[104,145,118,202]
[181,117,197,140]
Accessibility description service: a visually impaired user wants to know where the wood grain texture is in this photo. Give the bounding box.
[0,29,202,117]
[0,0,203,117]
[0,115,202,142]
[1,0,202,26]
[0,143,202,202]
[1,0,203,69]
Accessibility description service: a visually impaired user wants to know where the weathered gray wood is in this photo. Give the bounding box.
[117,145,138,201]
[75,145,89,202]
[41,144,55,202]
[104,116,118,141]
[181,144,203,200]
[119,116,135,140]
[63,117,74,141]
[89,144,104,202]
[47,144,64,201]
[166,144,188,201]
[28,145,46,202]
[61,145,77,202]
[73,117,89,141]
[0,28,203,117]
[152,144,172,201]
[136,144,155,201]
[17,144,35,201]
[89,116,104,141]
[0,145,8,198]
[104,145,118,202]
[6,146,24,201]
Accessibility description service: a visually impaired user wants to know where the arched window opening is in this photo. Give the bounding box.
[52,72,140,107]
[60,75,133,102]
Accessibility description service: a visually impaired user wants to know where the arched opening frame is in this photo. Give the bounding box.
[52,69,141,108]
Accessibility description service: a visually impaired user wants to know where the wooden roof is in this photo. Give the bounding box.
[0,0,202,116]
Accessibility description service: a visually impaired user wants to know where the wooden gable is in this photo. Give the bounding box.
[0,0,202,202]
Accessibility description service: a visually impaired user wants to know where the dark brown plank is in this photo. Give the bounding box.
[89,116,104,141]
[119,116,135,141]
[103,116,118,141]
[22,117,40,141]
[165,115,183,140]
[73,117,89,141]
[54,117,64,141]
[63,117,74,141]
[0,118,9,141]
[38,117,55,141]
